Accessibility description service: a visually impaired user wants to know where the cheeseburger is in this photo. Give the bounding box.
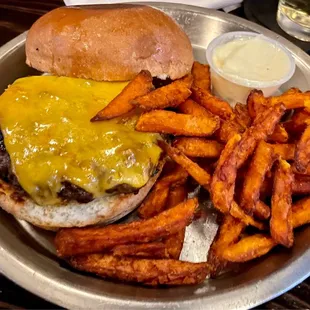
[0,5,194,229]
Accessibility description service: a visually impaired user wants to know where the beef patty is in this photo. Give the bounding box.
[0,131,94,203]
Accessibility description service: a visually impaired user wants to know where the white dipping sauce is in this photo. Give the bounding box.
[212,37,291,84]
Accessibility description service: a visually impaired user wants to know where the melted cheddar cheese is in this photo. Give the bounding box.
[0,76,161,205]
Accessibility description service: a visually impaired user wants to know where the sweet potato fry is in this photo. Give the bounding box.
[217,116,245,143]
[211,134,241,213]
[173,137,223,158]
[139,184,187,259]
[254,201,271,220]
[207,215,245,277]
[231,103,285,171]
[271,143,295,161]
[292,174,310,195]
[70,254,210,286]
[248,88,307,112]
[247,90,289,143]
[178,98,214,117]
[136,110,220,136]
[240,141,275,215]
[138,186,170,219]
[270,159,294,248]
[164,185,188,259]
[222,234,276,262]
[294,125,310,173]
[284,109,310,140]
[132,75,192,110]
[91,70,153,121]
[191,86,233,120]
[230,202,266,230]
[217,103,252,143]
[55,198,198,257]
[111,242,169,258]
[247,89,266,119]
[292,197,310,228]
[166,185,188,209]
[292,108,310,124]
[138,165,188,219]
[164,231,185,260]
[159,164,189,186]
[211,104,285,214]
[158,141,211,190]
[268,123,289,143]
[234,103,252,129]
[192,61,211,92]
[269,88,309,110]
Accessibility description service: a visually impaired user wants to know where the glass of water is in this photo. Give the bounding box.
[277,0,310,42]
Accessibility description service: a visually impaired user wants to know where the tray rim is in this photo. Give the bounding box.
[0,3,309,309]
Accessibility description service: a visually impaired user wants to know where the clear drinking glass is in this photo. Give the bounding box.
[277,0,310,42]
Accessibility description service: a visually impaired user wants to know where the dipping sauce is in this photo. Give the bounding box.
[212,36,291,84]
[206,32,295,105]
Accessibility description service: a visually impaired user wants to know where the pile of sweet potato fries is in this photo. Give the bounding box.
[55,61,310,286]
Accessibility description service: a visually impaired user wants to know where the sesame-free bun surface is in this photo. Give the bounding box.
[26,5,194,81]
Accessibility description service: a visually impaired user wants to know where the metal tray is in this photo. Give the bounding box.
[0,3,309,309]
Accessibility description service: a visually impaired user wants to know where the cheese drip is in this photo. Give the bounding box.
[0,76,161,205]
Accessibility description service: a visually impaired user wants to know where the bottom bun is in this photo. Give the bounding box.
[0,163,163,229]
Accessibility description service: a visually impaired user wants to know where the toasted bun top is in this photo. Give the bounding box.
[26,5,194,81]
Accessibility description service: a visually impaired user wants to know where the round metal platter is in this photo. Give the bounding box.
[0,3,310,309]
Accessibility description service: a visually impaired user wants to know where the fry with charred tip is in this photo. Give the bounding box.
[138,165,188,219]
[69,254,210,286]
[240,141,275,215]
[270,159,294,248]
[136,110,220,137]
[91,70,153,121]
[173,137,223,159]
[191,86,233,120]
[132,75,192,110]
[55,198,198,257]
[158,141,211,190]
[191,61,211,92]
[207,215,245,277]
[222,234,276,263]
[294,125,310,173]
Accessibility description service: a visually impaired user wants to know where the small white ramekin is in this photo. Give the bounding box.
[206,31,296,106]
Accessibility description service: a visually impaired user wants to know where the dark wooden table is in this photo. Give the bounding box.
[0,0,310,309]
